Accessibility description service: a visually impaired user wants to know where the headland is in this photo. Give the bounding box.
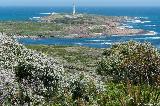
[0,13,151,39]
[40,13,149,38]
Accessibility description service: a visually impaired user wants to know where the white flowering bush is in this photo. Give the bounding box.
[61,71,105,105]
[0,35,105,105]
[0,35,65,105]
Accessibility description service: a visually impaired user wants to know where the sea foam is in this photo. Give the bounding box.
[100,42,112,45]
[32,17,41,19]
[134,37,160,40]
[86,40,111,42]
[144,31,158,35]
[128,20,151,24]
[145,25,156,27]
[40,13,52,15]
[40,12,57,15]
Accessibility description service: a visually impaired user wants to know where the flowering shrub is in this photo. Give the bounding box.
[0,35,104,105]
[97,41,160,85]
[0,35,65,105]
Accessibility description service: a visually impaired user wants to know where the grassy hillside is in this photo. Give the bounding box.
[0,21,64,37]
[27,45,104,72]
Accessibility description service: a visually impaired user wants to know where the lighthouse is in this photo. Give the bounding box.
[73,0,76,15]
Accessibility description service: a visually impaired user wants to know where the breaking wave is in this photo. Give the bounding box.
[144,31,158,35]
[134,36,160,40]
[145,25,156,27]
[40,12,57,15]
[127,19,151,24]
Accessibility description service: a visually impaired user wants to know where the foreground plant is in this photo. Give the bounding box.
[97,41,160,105]
[97,41,160,85]
[96,82,160,106]
[0,35,104,105]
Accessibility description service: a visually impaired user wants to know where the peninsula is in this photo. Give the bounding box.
[0,14,150,39]
[40,13,148,38]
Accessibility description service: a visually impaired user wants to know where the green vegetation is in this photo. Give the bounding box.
[0,21,64,37]
[97,41,160,85]
[27,42,160,106]
[96,41,160,105]
[98,83,160,106]
[0,14,109,37]
[0,14,138,38]
[1,34,159,106]
[0,13,157,105]
[27,45,103,72]
[1,35,104,106]
[89,25,105,33]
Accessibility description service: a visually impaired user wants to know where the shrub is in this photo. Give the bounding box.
[96,82,160,106]
[0,35,65,105]
[0,35,104,105]
[97,41,160,85]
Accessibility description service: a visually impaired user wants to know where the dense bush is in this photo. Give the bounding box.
[97,41,160,85]
[0,35,104,105]
[0,35,65,105]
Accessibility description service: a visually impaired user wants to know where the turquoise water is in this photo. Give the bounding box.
[1,7,160,48]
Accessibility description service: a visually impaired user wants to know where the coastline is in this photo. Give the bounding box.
[40,14,150,38]
[0,13,154,39]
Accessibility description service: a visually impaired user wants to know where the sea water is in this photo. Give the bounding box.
[1,7,160,48]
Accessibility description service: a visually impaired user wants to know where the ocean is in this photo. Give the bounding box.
[1,6,160,48]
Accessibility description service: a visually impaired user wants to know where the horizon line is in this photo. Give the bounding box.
[0,5,160,8]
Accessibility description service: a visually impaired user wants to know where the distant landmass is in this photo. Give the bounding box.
[40,13,150,38]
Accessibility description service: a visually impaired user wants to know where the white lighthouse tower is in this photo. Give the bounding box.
[73,0,76,15]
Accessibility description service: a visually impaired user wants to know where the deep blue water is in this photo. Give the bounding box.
[1,7,160,48]
[1,7,160,20]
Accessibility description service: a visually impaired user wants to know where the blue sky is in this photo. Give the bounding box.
[0,0,159,7]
